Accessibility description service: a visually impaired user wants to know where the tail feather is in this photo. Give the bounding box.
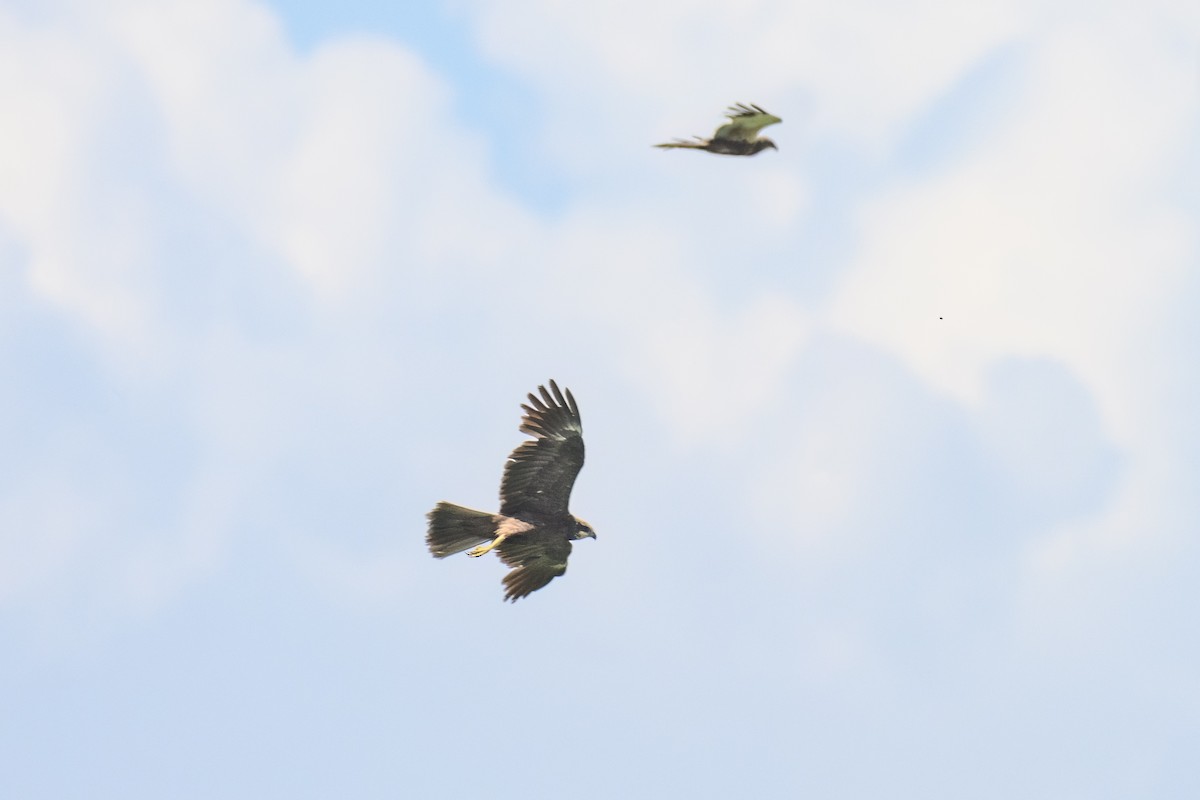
[654,138,709,150]
[426,502,498,558]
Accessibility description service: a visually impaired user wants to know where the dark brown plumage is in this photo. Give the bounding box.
[425,381,595,602]
[655,103,782,156]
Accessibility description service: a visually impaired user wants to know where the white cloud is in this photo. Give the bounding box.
[0,0,532,614]
[0,7,159,352]
[827,9,1195,438]
[108,1,537,303]
[514,209,812,445]
[803,6,1198,626]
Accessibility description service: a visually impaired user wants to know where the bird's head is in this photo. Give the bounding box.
[755,138,778,153]
[572,518,597,541]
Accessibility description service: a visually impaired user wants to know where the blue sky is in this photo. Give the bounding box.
[1,1,1197,797]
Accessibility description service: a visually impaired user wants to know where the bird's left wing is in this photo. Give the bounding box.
[497,536,572,602]
[499,381,585,518]
[714,103,782,141]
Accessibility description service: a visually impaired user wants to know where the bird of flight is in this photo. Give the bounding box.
[655,103,782,156]
[426,381,595,602]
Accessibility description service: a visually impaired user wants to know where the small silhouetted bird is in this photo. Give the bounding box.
[425,381,595,602]
[655,103,782,155]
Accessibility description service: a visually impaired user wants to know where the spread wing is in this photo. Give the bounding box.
[713,103,782,142]
[497,534,571,602]
[499,380,585,518]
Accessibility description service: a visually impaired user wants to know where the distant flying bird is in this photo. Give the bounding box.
[655,103,782,156]
[426,381,595,602]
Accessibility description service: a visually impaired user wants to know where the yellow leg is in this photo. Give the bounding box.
[467,533,508,558]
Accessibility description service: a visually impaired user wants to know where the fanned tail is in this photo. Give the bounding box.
[426,502,497,558]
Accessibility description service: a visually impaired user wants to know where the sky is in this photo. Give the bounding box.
[1,0,1197,797]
